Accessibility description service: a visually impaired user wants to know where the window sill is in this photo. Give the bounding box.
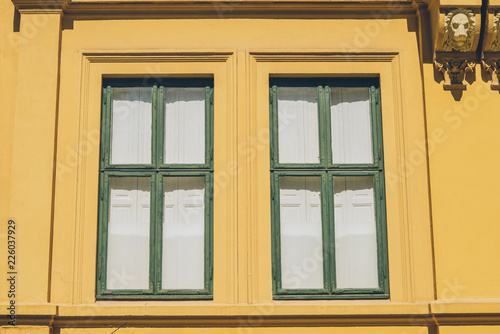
[6,301,500,326]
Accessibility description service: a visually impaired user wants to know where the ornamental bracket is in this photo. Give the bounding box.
[482,55,500,90]
[482,9,500,90]
[434,53,476,90]
[433,7,480,90]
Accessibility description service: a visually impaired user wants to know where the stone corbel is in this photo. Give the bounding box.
[434,53,476,90]
[11,0,69,11]
[482,9,500,90]
[433,7,480,90]
[482,56,500,90]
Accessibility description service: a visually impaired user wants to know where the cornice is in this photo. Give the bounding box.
[10,0,419,24]
[12,0,418,18]
[12,0,69,10]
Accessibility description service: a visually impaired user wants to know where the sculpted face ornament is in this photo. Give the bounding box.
[491,11,500,51]
[442,8,475,52]
[451,13,469,47]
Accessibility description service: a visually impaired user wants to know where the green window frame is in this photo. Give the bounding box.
[96,78,214,299]
[270,78,389,299]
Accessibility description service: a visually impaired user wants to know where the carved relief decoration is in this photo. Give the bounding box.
[482,57,500,90]
[490,10,500,52]
[482,9,500,90]
[434,55,476,90]
[442,8,476,52]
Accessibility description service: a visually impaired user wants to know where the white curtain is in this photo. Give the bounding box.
[278,87,320,164]
[164,88,205,164]
[162,177,205,289]
[334,176,379,289]
[110,87,152,164]
[330,88,373,164]
[280,176,324,289]
[107,177,150,290]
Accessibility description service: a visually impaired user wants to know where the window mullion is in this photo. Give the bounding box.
[370,86,382,168]
[157,86,165,167]
[324,86,333,168]
[96,173,109,295]
[205,86,213,167]
[320,172,332,294]
[151,86,160,294]
[270,85,278,168]
[101,86,112,168]
[318,85,328,167]
[375,172,389,292]
[148,173,157,294]
[205,173,214,292]
[271,172,281,294]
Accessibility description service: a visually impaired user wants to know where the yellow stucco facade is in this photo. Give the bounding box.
[2,0,500,332]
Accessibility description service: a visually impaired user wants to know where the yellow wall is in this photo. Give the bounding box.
[2,0,500,332]
[48,17,434,305]
[0,0,18,306]
[423,62,500,299]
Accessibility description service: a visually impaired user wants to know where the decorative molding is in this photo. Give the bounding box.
[82,52,234,63]
[12,0,69,10]
[9,302,500,327]
[248,51,423,303]
[484,9,500,52]
[441,8,476,52]
[69,51,238,303]
[434,53,476,90]
[482,55,500,90]
[249,52,398,63]
[17,8,63,15]
[492,10,500,52]
[42,1,417,19]
[432,7,480,90]
[482,8,500,90]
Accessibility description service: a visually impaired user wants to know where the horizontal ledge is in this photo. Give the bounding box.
[18,8,64,14]
[12,0,68,10]
[431,299,500,314]
[57,303,429,317]
[83,51,234,63]
[3,301,500,327]
[59,1,417,18]
[250,51,399,62]
[431,300,500,325]
[79,50,399,64]
[0,304,57,316]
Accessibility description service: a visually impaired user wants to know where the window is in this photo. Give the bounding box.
[270,78,389,299]
[96,78,213,299]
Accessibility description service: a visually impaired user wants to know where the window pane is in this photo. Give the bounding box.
[333,176,379,289]
[279,176,324,289]
[331,88,373,164]
[278,87,320,164]
[110,87,152,164]
[162,176,205,289]
[107,177,150,290]
[165,88,206,164]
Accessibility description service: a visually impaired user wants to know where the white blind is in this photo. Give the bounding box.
[280,176,324,289]
[334,176,379,289]
[110,87,152,164]
[162,176,205,290]
[278,87,320,164]
[107,177,150,290]
[331,87,373,164]
[164,88,206,164]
